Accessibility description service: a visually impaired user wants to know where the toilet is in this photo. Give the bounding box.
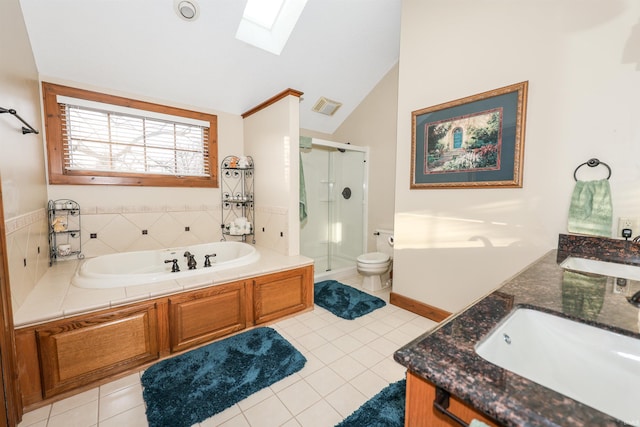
[357,229,394,292]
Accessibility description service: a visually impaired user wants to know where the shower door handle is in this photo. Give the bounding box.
[341,187,351,199]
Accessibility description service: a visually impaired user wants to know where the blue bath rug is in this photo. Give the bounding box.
[314,280,386,320]
[141,327,306,427]
[336,379,406,427]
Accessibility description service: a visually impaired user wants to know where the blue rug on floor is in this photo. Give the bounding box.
[141,327,306,427]
[314,280,386,320]
[336,379,406,427]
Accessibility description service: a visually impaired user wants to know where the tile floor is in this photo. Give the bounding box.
[18,275,437,427]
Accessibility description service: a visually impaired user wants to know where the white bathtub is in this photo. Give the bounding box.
[72,241,260,289]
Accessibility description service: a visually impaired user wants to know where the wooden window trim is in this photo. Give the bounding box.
[42,82,218,187]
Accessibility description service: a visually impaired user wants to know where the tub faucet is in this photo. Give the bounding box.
[184,251,197,270]
[628,290,640,308]
[164,259,180,272]
[204,253,216,267]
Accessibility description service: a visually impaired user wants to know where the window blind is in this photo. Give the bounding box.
[58,99,210,177]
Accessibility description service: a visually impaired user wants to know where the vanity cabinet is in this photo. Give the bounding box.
[35,303,159,399]
[405,372,499,427]
[168,280,248,353]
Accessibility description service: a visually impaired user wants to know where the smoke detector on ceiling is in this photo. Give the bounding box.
[312,97,342,116]
[175,0,199,21]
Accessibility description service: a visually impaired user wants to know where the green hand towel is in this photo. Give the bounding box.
[299,136,312,150]
[567,179,612,237]
[299,153,308,222]
[469,420,491,427]
[561,270,606,321]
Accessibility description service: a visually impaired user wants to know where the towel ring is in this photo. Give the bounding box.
[573,158,611,181]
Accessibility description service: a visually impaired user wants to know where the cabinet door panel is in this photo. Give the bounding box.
[169,281,246,353]
[405,372,499,427]
[36,303,159,398]
[253,266,313,324]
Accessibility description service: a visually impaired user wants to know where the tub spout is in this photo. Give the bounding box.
[184,251,197,270]
[204,253,216,267]
[164,259,180,272]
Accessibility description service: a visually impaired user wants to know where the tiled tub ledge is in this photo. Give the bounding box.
[14,245,313,328]
[395,243,640,427]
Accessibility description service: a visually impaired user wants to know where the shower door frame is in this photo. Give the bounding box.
[301,138,369,276]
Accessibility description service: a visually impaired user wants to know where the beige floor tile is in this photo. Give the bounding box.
[277,379,322,415]
[98,383,144,421]
[17,404,50,427]
[328,355,367,382]
[199,404,242,426]
[304,366,346,397]
[47,399,98,427]
[295,399,343,427]
[242,395,293,427]
[324,383,367,418]
[98,404,147,427]
[218,414,251,426]
[50,387,99,417]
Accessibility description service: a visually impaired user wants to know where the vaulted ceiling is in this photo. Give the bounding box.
[20,0,401,134]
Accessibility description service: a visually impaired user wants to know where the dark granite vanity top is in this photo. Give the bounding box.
[394,234,640,427]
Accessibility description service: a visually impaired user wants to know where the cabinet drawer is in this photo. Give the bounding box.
[169,281,246,353]
[36,303,159,398]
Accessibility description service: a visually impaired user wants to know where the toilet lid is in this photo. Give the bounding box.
[357,252,390,264]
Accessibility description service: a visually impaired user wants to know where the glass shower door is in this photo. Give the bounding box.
[300,144,365,275]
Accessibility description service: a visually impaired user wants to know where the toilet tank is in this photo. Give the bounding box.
[375,229,394,257]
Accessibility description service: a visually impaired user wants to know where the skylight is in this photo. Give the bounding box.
[236,0,308,55]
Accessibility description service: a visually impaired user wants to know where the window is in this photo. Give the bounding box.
[42,82,218,187]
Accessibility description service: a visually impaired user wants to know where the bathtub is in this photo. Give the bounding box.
[72,241,260,289]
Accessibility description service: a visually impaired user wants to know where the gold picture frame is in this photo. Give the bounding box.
[411,81,528,189]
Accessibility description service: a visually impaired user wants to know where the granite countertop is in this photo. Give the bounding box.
[394,235,640,427]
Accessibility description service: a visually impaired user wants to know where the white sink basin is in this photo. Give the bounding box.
[560,256,640,281]
[475,308,640,423]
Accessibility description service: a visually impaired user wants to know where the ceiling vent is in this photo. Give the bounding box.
[312,97,342,116]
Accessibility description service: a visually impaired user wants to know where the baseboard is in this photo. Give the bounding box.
[389,292,451,322]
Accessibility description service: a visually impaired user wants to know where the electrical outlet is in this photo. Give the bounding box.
[618,217,636,238]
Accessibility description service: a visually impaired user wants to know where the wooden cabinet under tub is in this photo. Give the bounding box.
[30,303,159,400]
[252,267,313,324]
[169,280,248,353]
[15,265,313,409]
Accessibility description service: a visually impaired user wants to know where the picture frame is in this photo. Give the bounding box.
[411,81,528,189]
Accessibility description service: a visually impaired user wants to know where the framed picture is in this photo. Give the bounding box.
[411,81,528,189]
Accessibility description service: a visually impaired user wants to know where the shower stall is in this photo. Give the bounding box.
[299,138,368,280]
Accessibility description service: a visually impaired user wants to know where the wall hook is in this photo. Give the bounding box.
[0,107,39,134]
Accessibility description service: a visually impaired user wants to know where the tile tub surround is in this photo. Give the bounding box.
[394,249,640,427]
[14,245,313,328]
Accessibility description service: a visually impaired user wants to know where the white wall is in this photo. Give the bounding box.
[333,65,399,251]
[393,0,640,313]
[244,95,300,256]
[0,0,49,310]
